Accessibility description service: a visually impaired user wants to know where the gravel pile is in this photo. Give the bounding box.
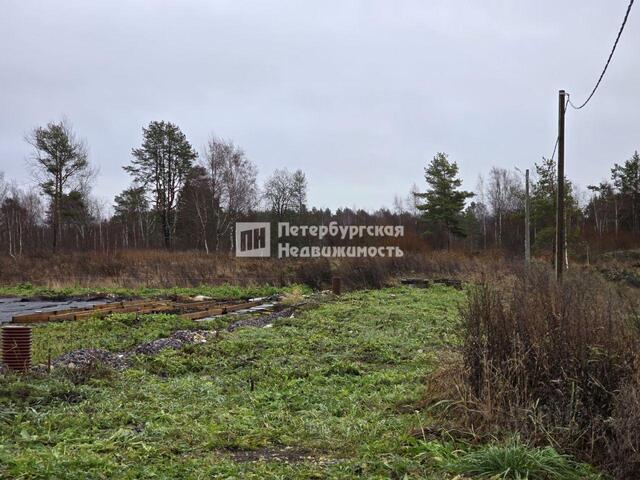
[227,307,295,332]
[131,330,217,356]
[53,348,128,370]
[47,330,217,371]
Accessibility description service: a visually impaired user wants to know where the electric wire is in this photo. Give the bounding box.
[568,0,635,109]
[546,96,570,161]
[549,137,559,161]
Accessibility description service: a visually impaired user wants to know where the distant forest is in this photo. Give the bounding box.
[1,119,639,259]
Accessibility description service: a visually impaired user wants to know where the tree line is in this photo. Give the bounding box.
[0,120,313,254]
[416,150,640,258]
[1,118,639,258]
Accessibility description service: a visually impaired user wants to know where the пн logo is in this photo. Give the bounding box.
[235,222,271,257]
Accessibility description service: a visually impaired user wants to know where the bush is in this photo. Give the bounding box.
[456,264,640,477]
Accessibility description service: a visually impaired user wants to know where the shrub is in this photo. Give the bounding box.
[456,264,640,477]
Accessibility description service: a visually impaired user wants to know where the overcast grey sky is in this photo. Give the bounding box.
[1,0,638,212]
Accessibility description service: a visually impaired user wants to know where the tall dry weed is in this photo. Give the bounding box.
[454,264,640,477]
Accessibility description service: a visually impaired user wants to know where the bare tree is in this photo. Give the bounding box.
[0,173,9,256]
[392,194,405,215]
[201,137,258,252]
[475,175,488,249]
[0,172,7,206]
[291,169,308,213]
[114,184,152,249]
[87,196,108,251]
[26,120,89,251]
[263,169,295,218]
[184,166,211,253]
[587,181,615,236]
[405,183,421,216]
[487,167,523,247]
[1,183,42,258]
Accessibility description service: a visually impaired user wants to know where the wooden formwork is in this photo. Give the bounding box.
[178,299,266,320]
[11,297,267,324]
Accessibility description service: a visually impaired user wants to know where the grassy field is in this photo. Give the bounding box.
[0,286,599,479]
[0,282,298,300]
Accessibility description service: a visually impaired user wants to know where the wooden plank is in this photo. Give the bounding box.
[45,302,166,320]
[180,308,225,320]
[12,298,266,324]
[10,299,148,322]
[171,300,225,310]
[180,300,265,320]
[70,302,171,321]
[222,299,265,313]
[170,298,252,310]
[12,300,170,323]
[12,313,52,324]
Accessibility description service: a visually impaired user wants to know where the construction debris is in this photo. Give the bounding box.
[400,278,463,289]
[227,307,295,332]
[2,294,307,374]
[10,297,274,324]
[400,278,432,288]
[47,307,295,371]
[54,348,128,370]
[51,329,219,370]
[131,330,217,356]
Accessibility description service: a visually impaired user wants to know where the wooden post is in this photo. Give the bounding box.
[332,276,342,295]
[556,90,566,281]
[525,168,531,265]
[586,243,590,265]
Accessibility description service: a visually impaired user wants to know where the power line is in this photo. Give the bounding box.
[546,97,569,161]
[549,136,559,161]
[568,0,635,109]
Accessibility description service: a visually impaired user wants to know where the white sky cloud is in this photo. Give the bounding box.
[1,0,638,211]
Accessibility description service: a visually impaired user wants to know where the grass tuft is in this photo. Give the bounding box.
[414,439,599,480]
[447,441,596,480]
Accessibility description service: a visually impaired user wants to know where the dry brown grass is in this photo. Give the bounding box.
[425,263,640,478]
[0,248,500,290]
[0,250,285,288]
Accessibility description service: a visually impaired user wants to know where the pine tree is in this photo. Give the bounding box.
[415,153,473,249]
[611,151,640,233]
[26,120,89,251]
[124,121,197,249]
[531,157,579,254]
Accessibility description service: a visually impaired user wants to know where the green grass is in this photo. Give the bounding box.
[413,440,600,480]
[0,286,599,479]
[0,282,304,300]
[30,313,220,364]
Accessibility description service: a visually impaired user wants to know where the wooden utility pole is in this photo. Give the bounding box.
[525,168,531,265]
[556,90,566,281]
